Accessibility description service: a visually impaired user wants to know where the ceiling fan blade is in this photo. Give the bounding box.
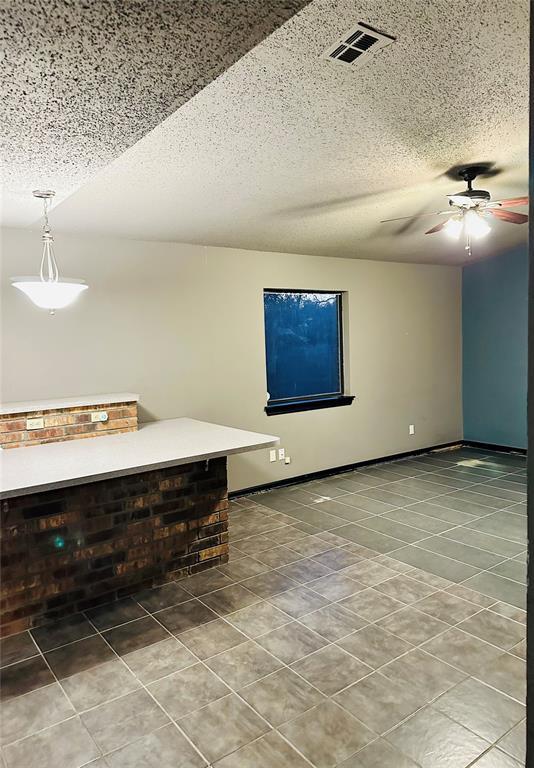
[490,196,529,208]
[488,208,528,224]
[425,220,449,235]
[380,211,449,223]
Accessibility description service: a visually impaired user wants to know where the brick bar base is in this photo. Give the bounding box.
[0,458,229,636]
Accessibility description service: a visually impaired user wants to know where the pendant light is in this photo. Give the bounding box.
[11,190,88,315]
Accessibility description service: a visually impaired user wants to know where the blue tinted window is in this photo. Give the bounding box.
[264,290,342,403]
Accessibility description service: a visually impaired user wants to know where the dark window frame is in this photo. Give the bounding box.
[263,288,355,416]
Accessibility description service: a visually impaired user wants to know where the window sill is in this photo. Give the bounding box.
[265,395,355,416]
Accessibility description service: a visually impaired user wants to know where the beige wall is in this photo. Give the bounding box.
[1,227,462,491]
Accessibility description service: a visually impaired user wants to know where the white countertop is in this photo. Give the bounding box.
[0,392,140,416]
[0,418,279,499]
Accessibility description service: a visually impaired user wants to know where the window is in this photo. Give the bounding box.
[263,289,354,415]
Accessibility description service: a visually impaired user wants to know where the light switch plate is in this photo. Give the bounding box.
[26,417,44,430]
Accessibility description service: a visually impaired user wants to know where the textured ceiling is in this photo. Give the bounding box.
[3,0,529,264]
[1,0,309,224]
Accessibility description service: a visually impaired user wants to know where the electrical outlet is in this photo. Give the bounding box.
[26,417,44,430]
[91,411,109,423]
[269,449,277,463]
[409,424,415,435]
[278,448,285,460]
[284,456,291,465]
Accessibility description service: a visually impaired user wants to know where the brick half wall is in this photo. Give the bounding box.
[0,458,229,636]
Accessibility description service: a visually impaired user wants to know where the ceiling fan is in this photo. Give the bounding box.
[381,165,528,256]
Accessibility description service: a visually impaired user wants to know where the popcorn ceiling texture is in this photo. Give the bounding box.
[1,0,309,224]
[40,0,529,264]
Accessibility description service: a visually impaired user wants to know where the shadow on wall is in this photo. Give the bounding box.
[462,244,528,449]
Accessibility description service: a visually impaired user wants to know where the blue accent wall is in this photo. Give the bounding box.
[462,245,528,449]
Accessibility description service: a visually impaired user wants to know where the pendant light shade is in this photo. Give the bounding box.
[11,277,88,310]
[11,190,88,314]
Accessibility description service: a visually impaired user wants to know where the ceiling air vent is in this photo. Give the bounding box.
[323,22,395,66]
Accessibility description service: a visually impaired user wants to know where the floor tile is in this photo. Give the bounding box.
[446,584,496,607]
[299,603,367,641]
[470,748,522,767]
[0,682,74,747]
[31,614,95,652]
[217,557,270,580]
[85,598,147,630]
[213,729,309,767]
[102,615,169,655]
[377,606,450,645]
[403,567,452,589]
[311,547,362,570]
[0,655,54,700]
[405,501,474,525]
[80,688,168,753]
[389,546,479,582]
[475,653,526,703]
[341,560,398,587]
[178,618,247,659]
[104,722,206,768]
[442,528,524,558]
[374,574,436,604]
[267,585,329,618]
[307,572,364,600]
[2,716,100,768]
[148,662,230,718]
[334,524,403,554]
[206,639,282,689]
[381,649,465,701]
[134,581,191,611]
[339,588,405,621]
[239,667,324,726]
[334,671,423,734]
[489,603,526,624]
[179,693,269,764]
[241,572,298,599]
[61,657,139,711]
[358,516,425,543]
[0,633,38,669]
[336,494,394,515]
[279,700,375,768]
[414,591,481,623]
[200,584,261,615]
[422,628,502,674]
[457,610,525,650]
[497,720,525,763]
[491,559,526,584]
[235,535,274,556]
[384,507,454,533]
[256,621,327,664]
[434,677,525,742]
[225,601,291,638]
[337,624,412,668]
[287,536,333,557]
[291,644,371,695]
[461,572,526,610]
[156,598,219,633]
[276,557,332,583]
[122,636,196,683]
[386,706,489,767]
[467,512,526,545]
[417,536,505,569]
[181,569,236,596]
[341,737,420,767]
[281,505,345,531]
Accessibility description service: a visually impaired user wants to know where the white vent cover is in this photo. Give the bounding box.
[323,22,395,66]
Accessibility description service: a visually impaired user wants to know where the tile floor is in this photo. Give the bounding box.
[0,447,527,767]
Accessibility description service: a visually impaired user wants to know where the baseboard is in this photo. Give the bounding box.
[462,440,527,456]
[229,440,462,498]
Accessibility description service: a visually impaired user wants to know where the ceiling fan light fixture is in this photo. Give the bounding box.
[443,215,463,240]
[10,190,88,314]
[464,209,491,239]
